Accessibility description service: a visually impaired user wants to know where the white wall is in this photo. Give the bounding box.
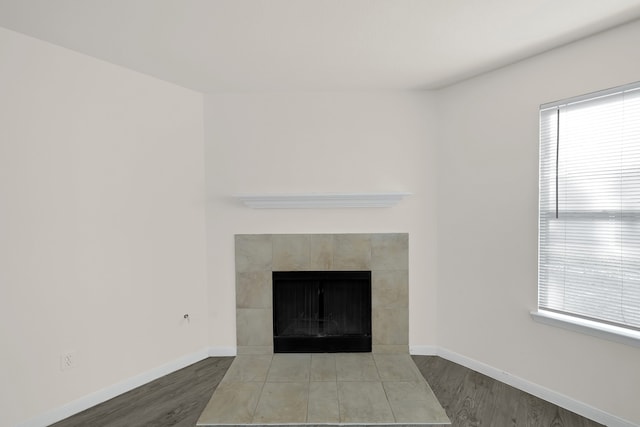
[4,12,639,427]
[0,28,208,427]
[436,20,640,425]
[204,92,438,351]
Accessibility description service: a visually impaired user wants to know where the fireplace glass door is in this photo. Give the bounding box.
[272,271,372,353]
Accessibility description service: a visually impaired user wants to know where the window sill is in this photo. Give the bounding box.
[530,310,640,348]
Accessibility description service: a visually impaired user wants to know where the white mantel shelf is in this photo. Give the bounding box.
[233,192,411,209]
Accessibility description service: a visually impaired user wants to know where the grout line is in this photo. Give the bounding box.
[372,353,398,423]
[305,353,311,423]
[333,354,341,423]
[248,355,272,424]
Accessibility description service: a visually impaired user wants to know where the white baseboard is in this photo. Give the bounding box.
[409,345,439,355]
[16,348,212,427]
[434,347,636,427]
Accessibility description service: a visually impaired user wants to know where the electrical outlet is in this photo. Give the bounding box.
[60,351,77,371]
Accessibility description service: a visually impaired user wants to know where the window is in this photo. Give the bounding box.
[537,82,640,340]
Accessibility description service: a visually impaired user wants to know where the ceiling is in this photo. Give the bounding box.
[1,0,639,92]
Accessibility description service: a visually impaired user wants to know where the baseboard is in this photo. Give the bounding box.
[409,345,439,355]
[16,348,211,427]
[435,347,636,427]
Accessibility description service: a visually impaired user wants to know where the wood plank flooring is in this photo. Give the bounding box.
[411,356,603,427]
[51,357,233,427]
[52,355,603,427]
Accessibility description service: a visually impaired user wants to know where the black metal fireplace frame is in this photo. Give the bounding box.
[272,271,372,353]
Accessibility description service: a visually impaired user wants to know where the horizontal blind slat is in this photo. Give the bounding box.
[539,82,640,330]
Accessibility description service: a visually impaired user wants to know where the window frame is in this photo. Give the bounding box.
[532,82,640,347]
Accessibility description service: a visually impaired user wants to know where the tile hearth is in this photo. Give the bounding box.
[197,353,450,426]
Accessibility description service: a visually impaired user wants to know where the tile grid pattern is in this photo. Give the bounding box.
[235,233,409,355]
[197,353,450,426]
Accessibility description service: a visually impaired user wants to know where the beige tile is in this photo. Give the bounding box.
[311,354,336,381]
[197,381,262,424]
[236,271,272,309]
[372,308,408,346]
[383,380,436,402]
[221,355,273,383]
[235,234,272,272]
[336,353,379,381]
[337,381,394,423]
[236,345,273,355]
[333,234,371,270]
[374,353,422,381]
[236,308,273,347]
[267,354,311,382]
[372,344,409,354]
[252,382,308,423]
[273,234,310,270]
[383,380,450,424]
[372,270,408,308]
[309,234,334,270]
[389,399,450,424]
[371,233,408,270]
[307,381,340,423]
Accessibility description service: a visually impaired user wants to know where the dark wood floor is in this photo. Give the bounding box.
[51,357,233,427]
[52,355,603,427]
[411,356,603,427]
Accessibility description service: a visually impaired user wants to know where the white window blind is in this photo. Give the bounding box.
[539,82,640,332]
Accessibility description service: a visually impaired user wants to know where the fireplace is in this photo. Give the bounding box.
[235,233,408,354]
[272,271,372,353]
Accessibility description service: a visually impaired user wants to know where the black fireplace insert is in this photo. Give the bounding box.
[272,271,372,353]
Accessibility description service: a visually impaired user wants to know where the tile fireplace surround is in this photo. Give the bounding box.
[235,233,409,354]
